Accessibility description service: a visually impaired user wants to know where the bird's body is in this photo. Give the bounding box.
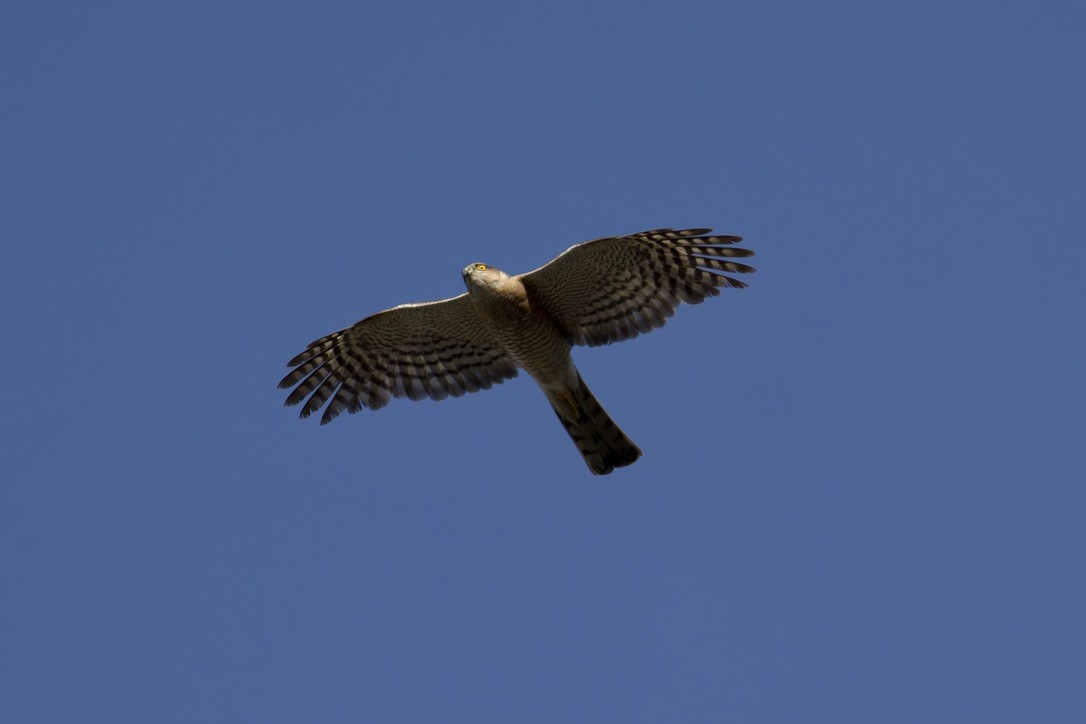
[463,263,641,473]
[462,266,569,384]
[280,228,754,474]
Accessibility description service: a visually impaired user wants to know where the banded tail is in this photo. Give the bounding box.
[543,370,642,475]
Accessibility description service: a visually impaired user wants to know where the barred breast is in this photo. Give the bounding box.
[466,271,571,385]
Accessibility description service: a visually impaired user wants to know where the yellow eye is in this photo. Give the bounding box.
[476,263,487,271]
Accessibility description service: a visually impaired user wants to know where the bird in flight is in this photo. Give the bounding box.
[279,228,754,474]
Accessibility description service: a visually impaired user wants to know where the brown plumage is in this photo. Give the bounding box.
[279,228,754,474]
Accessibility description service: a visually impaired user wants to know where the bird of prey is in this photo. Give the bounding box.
[279,228,754,474]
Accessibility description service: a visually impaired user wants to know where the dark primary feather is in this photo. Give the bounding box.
[279,294,517,424]
[520,228,755,347]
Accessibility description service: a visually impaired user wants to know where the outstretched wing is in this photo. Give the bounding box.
[279,294,518,423]
[519,228,755,347]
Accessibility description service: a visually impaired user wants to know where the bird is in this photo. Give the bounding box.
[279,228,755,474]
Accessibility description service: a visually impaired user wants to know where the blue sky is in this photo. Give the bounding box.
[3,1,1084,721]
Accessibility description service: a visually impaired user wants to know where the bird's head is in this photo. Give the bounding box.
[462,262,507,290]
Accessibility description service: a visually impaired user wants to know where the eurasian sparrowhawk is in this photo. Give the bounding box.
[279,228,755,474]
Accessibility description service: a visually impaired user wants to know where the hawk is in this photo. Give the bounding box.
[279,228,755,474]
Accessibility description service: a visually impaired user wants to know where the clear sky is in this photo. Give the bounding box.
[3,1,1084,722]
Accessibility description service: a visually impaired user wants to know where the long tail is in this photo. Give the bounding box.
[543,370,642,475]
